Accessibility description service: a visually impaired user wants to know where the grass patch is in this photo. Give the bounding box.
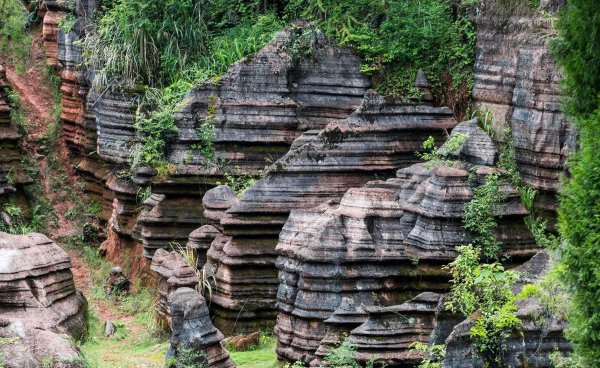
[230,335,278,368]
[80,309,169,368]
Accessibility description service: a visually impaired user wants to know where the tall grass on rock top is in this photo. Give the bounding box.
[552,0,600,366]
[84,0,209,89]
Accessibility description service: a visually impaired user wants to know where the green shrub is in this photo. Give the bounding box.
[558,110,600,366]
[463,173,504,259]
[553,1,600,365]
[445,245,521,368]
[417,133,470,169]
[552,0,600,118]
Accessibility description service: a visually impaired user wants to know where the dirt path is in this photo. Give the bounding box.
[6,27,120,321]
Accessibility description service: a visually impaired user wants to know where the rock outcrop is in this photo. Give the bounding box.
[208,89,458,334]
[0,232,87,367]
[150,248,199,328]
[473,0,574,216]
[311,297,367,366]
[274,120,538,364]
[132,23,371,260]
[167,287,235,368]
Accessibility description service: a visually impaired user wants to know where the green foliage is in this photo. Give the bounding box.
[0,0,32,74]
[551,0,600,118]
[285,0,476,114]
[444,168,525,367]
[0,202,47,235]
[464,173,505,259]
[166,345,207,368]
[409,342,445,368]
[58,13,77,34]
[84,0,209,88]
[445,245,521,368]
[557,109,600,366]
[417,133,470,169]
[6,89,27,135]
[217,166,266,195]
[553,2,600,364]
[322,336,360,368]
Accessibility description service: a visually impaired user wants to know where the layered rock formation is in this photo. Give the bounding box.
[206,89,458,334]
[130,23,371,260]
[0,232,87,367]
[312,297,367,365]
[0,66,33,206]
[167,287,235,368]
[150,248,199,328]
[274,120,538,364]
[473,0,574,216]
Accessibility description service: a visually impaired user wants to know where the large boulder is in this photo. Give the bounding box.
[0,232,88,367]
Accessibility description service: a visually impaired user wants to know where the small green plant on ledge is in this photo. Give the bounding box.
[321,336,376,368]
[409,341,446,368]
[417,133,470,169]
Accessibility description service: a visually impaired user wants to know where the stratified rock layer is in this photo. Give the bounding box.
[132,23,371,260]
[150,248,199,328]
[473,0,574,215]
[0,232,87,367]
[209,91,458,334]
[167,287,235,368]
[274,120,537,364]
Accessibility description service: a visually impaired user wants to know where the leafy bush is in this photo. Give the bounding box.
[417,133,470,169]
[445,245,521,368]
[409,342,446,368]
[552,0,600,118]
[463,173,504,259]
[553,1,600,365]
[84,0,209,88]
[558,109,600,366]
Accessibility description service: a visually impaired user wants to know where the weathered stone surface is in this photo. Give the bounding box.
[95,86,139,165]
[350,292,443,367]
[137,195,205,259]
[310,298,367,366]
[209,89,458,334]
[274,123,537,364]
[0,232,87,367]
[42,11,65,68]
[0,322,84,368]
[150,248,199,328]
[131,23,371,260]
[167,287,235,368]
[473,0,574,215]
[441,251,571,368]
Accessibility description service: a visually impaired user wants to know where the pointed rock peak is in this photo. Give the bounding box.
[414,69,434,105]
[441,117,498,166]
[414,69,430,88]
